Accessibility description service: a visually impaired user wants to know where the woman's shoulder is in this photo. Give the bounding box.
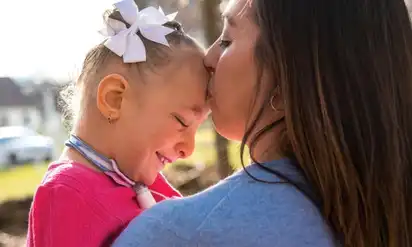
[113,176,245,246]
[114,159,337,247]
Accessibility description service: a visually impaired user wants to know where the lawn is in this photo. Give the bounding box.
[0,127,249,202]
[0,164,48,202]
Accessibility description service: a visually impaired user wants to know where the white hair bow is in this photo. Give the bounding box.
[99,0,178,63]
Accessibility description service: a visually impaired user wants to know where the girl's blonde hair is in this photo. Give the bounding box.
[60,5,203,131]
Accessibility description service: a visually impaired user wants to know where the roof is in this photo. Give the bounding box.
[0,77,37,107]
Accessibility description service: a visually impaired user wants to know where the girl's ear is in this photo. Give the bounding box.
[96,73,130,121]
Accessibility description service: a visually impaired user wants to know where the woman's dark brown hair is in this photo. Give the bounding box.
[242,0,412,246]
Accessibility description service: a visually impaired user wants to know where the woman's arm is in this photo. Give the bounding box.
[112,209,191,247]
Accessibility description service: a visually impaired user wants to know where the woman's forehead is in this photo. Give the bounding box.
[224,0,252,18]
[223,0,253,27]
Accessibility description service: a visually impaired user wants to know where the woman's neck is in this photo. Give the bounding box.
[248,125,287,163]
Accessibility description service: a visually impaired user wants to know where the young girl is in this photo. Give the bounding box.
[26,0,210,246]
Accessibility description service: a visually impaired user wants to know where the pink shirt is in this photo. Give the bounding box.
[26,161,181,247]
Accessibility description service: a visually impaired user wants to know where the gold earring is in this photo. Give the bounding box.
[108,115,113,124]
[270,95,278,111]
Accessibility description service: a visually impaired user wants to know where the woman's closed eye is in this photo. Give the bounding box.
[219,39,232,49]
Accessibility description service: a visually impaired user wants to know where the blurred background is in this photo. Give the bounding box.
[0,0,247,246]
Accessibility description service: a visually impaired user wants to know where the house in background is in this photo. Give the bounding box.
[0,77,42,130]
[0,77,68,146]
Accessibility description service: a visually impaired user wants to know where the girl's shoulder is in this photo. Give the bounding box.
[40,160,111,191]
[36,161,138,215]
[32,160,140,224]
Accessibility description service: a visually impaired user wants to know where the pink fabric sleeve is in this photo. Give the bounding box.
[149,173,182,201]
[26,184,118,247]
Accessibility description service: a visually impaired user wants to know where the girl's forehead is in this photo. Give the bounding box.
[175,52,208,80]
[171,67,209,109]
[155,53,208,90]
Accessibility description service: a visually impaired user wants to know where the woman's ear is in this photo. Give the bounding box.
[270,86,284,111]
[96,74,130,122]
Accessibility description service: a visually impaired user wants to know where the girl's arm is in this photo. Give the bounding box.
[148,173,182,201]
[26,184,117,247]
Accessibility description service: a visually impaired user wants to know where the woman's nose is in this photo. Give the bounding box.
[204,42,220,73]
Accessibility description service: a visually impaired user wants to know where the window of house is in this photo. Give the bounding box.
[0,116,8,127]
[23,110,31,126]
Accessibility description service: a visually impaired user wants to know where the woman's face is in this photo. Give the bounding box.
[204,0,261,141]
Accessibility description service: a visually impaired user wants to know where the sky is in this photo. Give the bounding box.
[0,0,115,81]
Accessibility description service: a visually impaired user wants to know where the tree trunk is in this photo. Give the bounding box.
[202,0,233,178]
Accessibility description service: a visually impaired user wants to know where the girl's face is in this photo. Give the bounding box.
[111,49,210,185]
[204,0,261,141]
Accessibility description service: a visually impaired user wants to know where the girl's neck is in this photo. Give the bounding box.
[60,146,102,173]
[60,119,113,172]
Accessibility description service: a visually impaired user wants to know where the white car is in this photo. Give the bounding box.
[0,126,54,168]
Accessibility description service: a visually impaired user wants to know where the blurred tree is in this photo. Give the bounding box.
[202,0,233,178]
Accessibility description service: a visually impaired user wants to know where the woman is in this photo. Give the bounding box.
[114,0,412,246]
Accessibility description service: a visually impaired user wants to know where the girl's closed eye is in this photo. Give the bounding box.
[173,114,189,128]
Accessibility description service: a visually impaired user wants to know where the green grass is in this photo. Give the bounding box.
[0,127,249,202]
[0,164,48,202]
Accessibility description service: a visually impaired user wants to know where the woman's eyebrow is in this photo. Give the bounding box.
[222,13,237,27]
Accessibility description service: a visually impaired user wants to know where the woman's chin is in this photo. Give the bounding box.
[211,115,243,142]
